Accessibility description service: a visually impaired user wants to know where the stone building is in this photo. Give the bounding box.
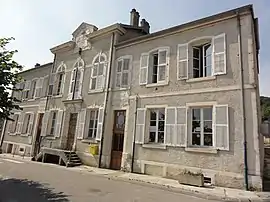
[0,5,263,190]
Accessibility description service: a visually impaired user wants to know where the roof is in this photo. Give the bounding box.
[18,62,53,75]
[116,4,254,47]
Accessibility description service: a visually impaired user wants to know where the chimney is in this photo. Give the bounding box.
[140,19,150,34]
[130,8,140,27]
[35,63,40,68]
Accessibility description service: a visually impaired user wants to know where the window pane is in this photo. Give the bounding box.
[204,121,212,133]
[193,69,199,78]
[88,129,93,138]
[92,65,98,77]
[205,55,212,67]
[99,56,105,62]
[203,108,212,120]
[89,120,95,129]
[153,53,158,66]
[92,129,97,138]
[121,72,129,86]
[158,121,165,132]
[116,73,121,87]
[192,133,201,145]
[158,51,166,64]
[149,132,156,143]
[204,134,213,146]
[192,121,201,132]
[158,109,165,120]
[193,59,199,70]
[150,110,156,121]
[117,61,122,72]
[98,63,104,75]
[204,44,212,56]
[192,108,200,120]
[123,59,129,70]
[158,132,164,143]
[150,120,156,126]
[193,48,200,59]
[91,78,96,90]
[158,65,166,81]
[90,111,96,120]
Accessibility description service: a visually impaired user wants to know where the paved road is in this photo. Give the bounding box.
[0,156,218,202]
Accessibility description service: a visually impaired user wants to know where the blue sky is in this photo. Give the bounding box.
[1,0,269,96]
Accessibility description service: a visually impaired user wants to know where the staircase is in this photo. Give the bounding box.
[263,147,270,191]
[34,147,82,167]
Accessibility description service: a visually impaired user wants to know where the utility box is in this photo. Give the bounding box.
[89,144,99,155]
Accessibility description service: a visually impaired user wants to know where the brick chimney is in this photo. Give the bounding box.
[130,9,140,27]
[140,19,150,34]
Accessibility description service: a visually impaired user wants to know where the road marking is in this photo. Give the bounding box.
[1,158,24,164]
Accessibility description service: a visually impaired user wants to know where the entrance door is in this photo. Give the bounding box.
[110,110,126,170]
[66,113,78,151]
[33,113,44,157]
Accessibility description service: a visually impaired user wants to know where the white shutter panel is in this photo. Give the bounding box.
[165,107,176,146]
[16,113,23,134]
[41,76,48,97]
[48,74,56,96]
[77,109,86,140]
[27,113,35,136]
[55,110,63,138]
[135,108,146,144]
[41,111,49,136]
[158,48,169,83]
[214,105,229,150]
[213,33,226,75]
[139,53,149,85]
[96,107,104,141]
[78,69,84,99]
[35,78,43,98]
[176,107,187,147]
[177,44,188,80]
[68,70,75,99]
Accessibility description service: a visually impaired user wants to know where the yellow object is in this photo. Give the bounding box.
[89,144,99,155]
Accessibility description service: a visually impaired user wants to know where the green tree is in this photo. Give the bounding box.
[261,96,270,121]
[0,37,22,120]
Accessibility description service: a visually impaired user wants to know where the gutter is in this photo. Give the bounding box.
[98,32,115,168]
[131,95,138,172]
[237,12,249,190]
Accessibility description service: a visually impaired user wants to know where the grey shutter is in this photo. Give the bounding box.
[77,69,84,99]
[139,53,149,85]
[41,111,49,136]
[165,107,176,146]
[48,74,56,96]
[176,107,187,147]
[157,48,169,83]
[55,110,63,138]
[68,70,74,99]
[16,113,24,134]
[213,34,226,75]
[214,105,229,150]
[96,107,104,141]
[135,108,146,144]
[27,113,35,136]
[41,76,49,97]
[177,44,188,80]
[35,78,43,98]
[77,109,86,140]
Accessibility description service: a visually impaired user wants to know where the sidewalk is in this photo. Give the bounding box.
[1,154,270,202]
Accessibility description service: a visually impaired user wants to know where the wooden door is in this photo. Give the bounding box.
[33,113,44,157]
[66,113,78,151]
[110,110,126,170]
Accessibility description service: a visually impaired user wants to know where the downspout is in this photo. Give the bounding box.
[131,95,138,173]
[98,32,115,168]
[237,12,249,190]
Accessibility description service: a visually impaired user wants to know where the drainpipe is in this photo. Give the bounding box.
[98,32,116,168]
[237,12,249,190]
[131,95,138,173]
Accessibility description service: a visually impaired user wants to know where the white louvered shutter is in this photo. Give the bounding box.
[77,69,84,99]
[35,78,43,98]
[165,107,176,146]
[96,107,104,141]
[158,48,169,83]
[55,110,63,138]
[27,113,35,136]
[214,105,229,150]
[41,76,49,97]
[68,70,75,99]
[77,109,86,140]
[122,58,130,88]
[48,74,56,96]
[139,53,149,85]
[176,107,187,147]
[41,111,49,136]
[16,113,23,134]
[135,108,146,144]
[177,44,188,80]
[213,34,226,75]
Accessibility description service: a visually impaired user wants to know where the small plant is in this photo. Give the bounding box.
[182,169,203,177]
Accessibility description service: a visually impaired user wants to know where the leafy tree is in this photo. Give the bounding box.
[0,37,22,120]
[261,96,270,121]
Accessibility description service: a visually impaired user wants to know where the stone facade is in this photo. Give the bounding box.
[0,5,263,190]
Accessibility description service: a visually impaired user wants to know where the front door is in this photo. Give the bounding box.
[66,113,78,151]
[110,110,126,170]
[33,113,44,157]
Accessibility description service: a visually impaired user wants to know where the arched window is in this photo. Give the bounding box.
[68,58,84,99]
[89,53,107,91]
[55,62,66,95]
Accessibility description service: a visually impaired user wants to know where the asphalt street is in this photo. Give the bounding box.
[0,156,219,202]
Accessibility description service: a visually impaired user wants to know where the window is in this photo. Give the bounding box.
[87,109,99,139]
[149,108,165,143]
[22,81,30,100]
[9,114,19,133]
[68,59,84,99]
[140,48,169,85]
[191,107,213,146]
[90,54,106,91]
[35,78,44,98]
[22,113,31,134]
[49,111,57,135]
[116,57,131,88]
[192,43,212,78]
[56,64,66,95]
[30,79,37,99]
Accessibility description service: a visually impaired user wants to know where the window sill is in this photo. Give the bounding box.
[142,143,167,150]
[52,94,63,98]
[112,87,130,91]
[81,139,98,144]
[88,89,104,94]
[46,136,56,140]
[185,147,217,154]
[20,134,28,137]
[145,82,169,88]
[186,76,216,83]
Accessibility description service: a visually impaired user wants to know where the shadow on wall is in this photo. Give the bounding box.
[0,178,70,202]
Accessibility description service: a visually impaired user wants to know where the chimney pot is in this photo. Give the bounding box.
[140,19,150,34]
[130,8,140,27]
[35,63,40,68]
